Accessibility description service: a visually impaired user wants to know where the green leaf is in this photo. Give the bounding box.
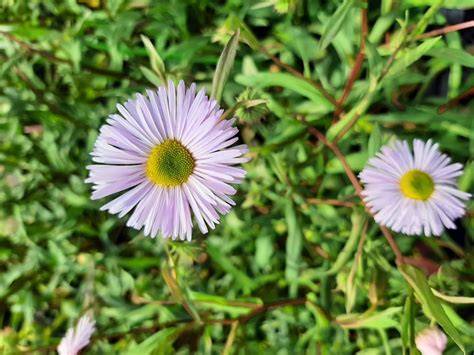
[304,212,365,279]
[380,0,394,16]
[442,304,474,337]
[403,0,473,9]
[140,34,166,82]
[399,264,465,353]
[219,15,260,49]
[211,29,240,102]
[124,326,188,355]
[345,216,367,313]
[255,235,274,269]
[386,37,441,78]
[336,307,402,329]
[327,151,368,173]
[366,40,383,80]
[432,288,474,304]
[319,0,354,51]
[368,123,382,157]
[285,200,303,297]
[401,291,415,354]
[427,47,474,68]
[190,291,262,317]
[235,72,333,108]
[277,26,319,76]
[408,0,443,40]
[139,66,162,87]
[369,14,396,44]
[207,242,256,294]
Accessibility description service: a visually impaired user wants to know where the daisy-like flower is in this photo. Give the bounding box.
[86,81,248,241]
[415,327,448,355]
[57,314,96,355]
[359,139,471,236]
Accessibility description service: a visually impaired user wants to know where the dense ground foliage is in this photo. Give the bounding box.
[1,0,473,354]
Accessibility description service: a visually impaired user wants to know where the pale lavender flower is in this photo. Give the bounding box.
[57,314,96,355]
[359,139,470,236]
[415,327,448,355]
[86,81,248,241]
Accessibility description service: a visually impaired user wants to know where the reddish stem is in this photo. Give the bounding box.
[333,6,369,120]
[416,20,474,40]
[308,126,405,263]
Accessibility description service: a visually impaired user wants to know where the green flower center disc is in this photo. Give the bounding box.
[146,139,195,187]
[400,169,434,201]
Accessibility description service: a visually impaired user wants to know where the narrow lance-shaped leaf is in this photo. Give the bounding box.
[427,47,474,68]
[124,326,188,355]
[221,15,260,49]
[368,123,382,158]
[304,211,365,279]
[336,307,402,329]
[408,0,443,40]
[139,66,162,87]
[235,72,333,108]
[211,29,240,103]
[285,200,303,297]
[140,35,166,83]
[365,39,383,81]
[401,290,415,354]
[442,303,474,337]
[345,218,367,313]
[399,264,465,353]
[386,37,441,78]
[318,0,354,51]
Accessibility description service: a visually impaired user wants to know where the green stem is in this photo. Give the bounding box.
[164,242,202,324]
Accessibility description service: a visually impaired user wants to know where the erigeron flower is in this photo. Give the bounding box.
[57,314,96,355]
[359,139,470,236]
[415,327,448,355]
[86,81,248,241]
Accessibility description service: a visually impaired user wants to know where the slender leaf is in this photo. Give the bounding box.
[399,264,465,353]
[285,200,303,297]
[368,124,382,158]
[401,291,415,354]
[139,66,162,87]
[304,212,365,279]
[124,326,188,355]
[337,307,402,329]
[427,47,474,68]
[140,34,166,82]
[386,37,441,78]
[319,0,355,51]
[235,72,333,108]
[211,29,240,102]
[432,288,474,304]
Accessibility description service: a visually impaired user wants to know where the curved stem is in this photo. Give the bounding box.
[333,3,368,120]
[308,126,405,263]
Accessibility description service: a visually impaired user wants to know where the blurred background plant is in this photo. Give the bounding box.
[0,0,473,354]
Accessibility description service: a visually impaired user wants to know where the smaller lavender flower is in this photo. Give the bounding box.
[415,327,448,355]
[57,314,96,355]
[359,139,470,236]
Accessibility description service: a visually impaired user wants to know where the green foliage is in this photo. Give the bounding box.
[0,0,473,354]
[211,29,240,102]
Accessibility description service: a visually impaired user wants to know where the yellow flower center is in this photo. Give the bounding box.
[146,139,195,187]
[399,169,434,201]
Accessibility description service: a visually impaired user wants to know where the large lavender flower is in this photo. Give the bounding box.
[359,139,470,236]
[86,81,248,241]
